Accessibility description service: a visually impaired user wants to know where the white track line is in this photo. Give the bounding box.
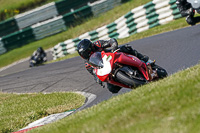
[16,91,96,132]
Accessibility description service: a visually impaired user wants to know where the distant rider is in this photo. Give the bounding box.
[30,47,47,64]
[77,38,149,93]
[176,0,200,25]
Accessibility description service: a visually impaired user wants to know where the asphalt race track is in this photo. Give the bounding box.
[1,24,200,109]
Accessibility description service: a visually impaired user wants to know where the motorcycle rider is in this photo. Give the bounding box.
[176,0,200,25]
[77,38,149,93]
[30,47,47,66]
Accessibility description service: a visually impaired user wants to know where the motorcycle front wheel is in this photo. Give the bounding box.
[115,71,146,88]
[29,62,34,67]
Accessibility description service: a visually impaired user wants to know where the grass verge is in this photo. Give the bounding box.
[31,63,200,133]
[47,17,189,64]
[0,0,190,69]
[0,0,56,21]
[0,92,85,133]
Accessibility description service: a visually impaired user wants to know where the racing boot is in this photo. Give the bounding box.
[136,52,149,63]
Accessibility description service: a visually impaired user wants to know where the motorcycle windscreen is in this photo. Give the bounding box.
[89,52,104,68]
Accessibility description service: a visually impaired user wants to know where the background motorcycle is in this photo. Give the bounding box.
[29,55,46,67]
[89,50,167,90]
[187,0,200,13]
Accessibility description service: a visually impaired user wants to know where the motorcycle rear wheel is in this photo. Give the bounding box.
[116,71,146,88]
[152,64,168,78]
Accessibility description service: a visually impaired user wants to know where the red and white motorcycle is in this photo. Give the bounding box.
[89,50,167,89]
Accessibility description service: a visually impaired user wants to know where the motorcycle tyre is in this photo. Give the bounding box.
[116,71,146,88]
[107,83,122,93]
[152,64,168,78]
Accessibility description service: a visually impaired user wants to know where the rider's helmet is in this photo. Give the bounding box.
[37,47,43,53]
[77,39,93,60]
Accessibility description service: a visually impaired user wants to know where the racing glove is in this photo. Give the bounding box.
[94,75,105,88]
[93,69,105,88]
[109,38,118,52]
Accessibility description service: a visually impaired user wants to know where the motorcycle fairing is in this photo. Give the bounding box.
[115,52,150,80]
[96,54,112,81]
[95,51,150,87]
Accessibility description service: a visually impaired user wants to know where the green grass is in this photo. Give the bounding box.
[0,0,56,21]
[1,1,199,133]
[0,0,190,69]
[47,17,189,64]
[0,92,85,133]
[0,0,52,11]
[30,63,200,133]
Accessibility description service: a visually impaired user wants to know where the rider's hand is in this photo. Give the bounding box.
[109,38,118,52]
[94,75,105,88]
[97,78,105,88]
